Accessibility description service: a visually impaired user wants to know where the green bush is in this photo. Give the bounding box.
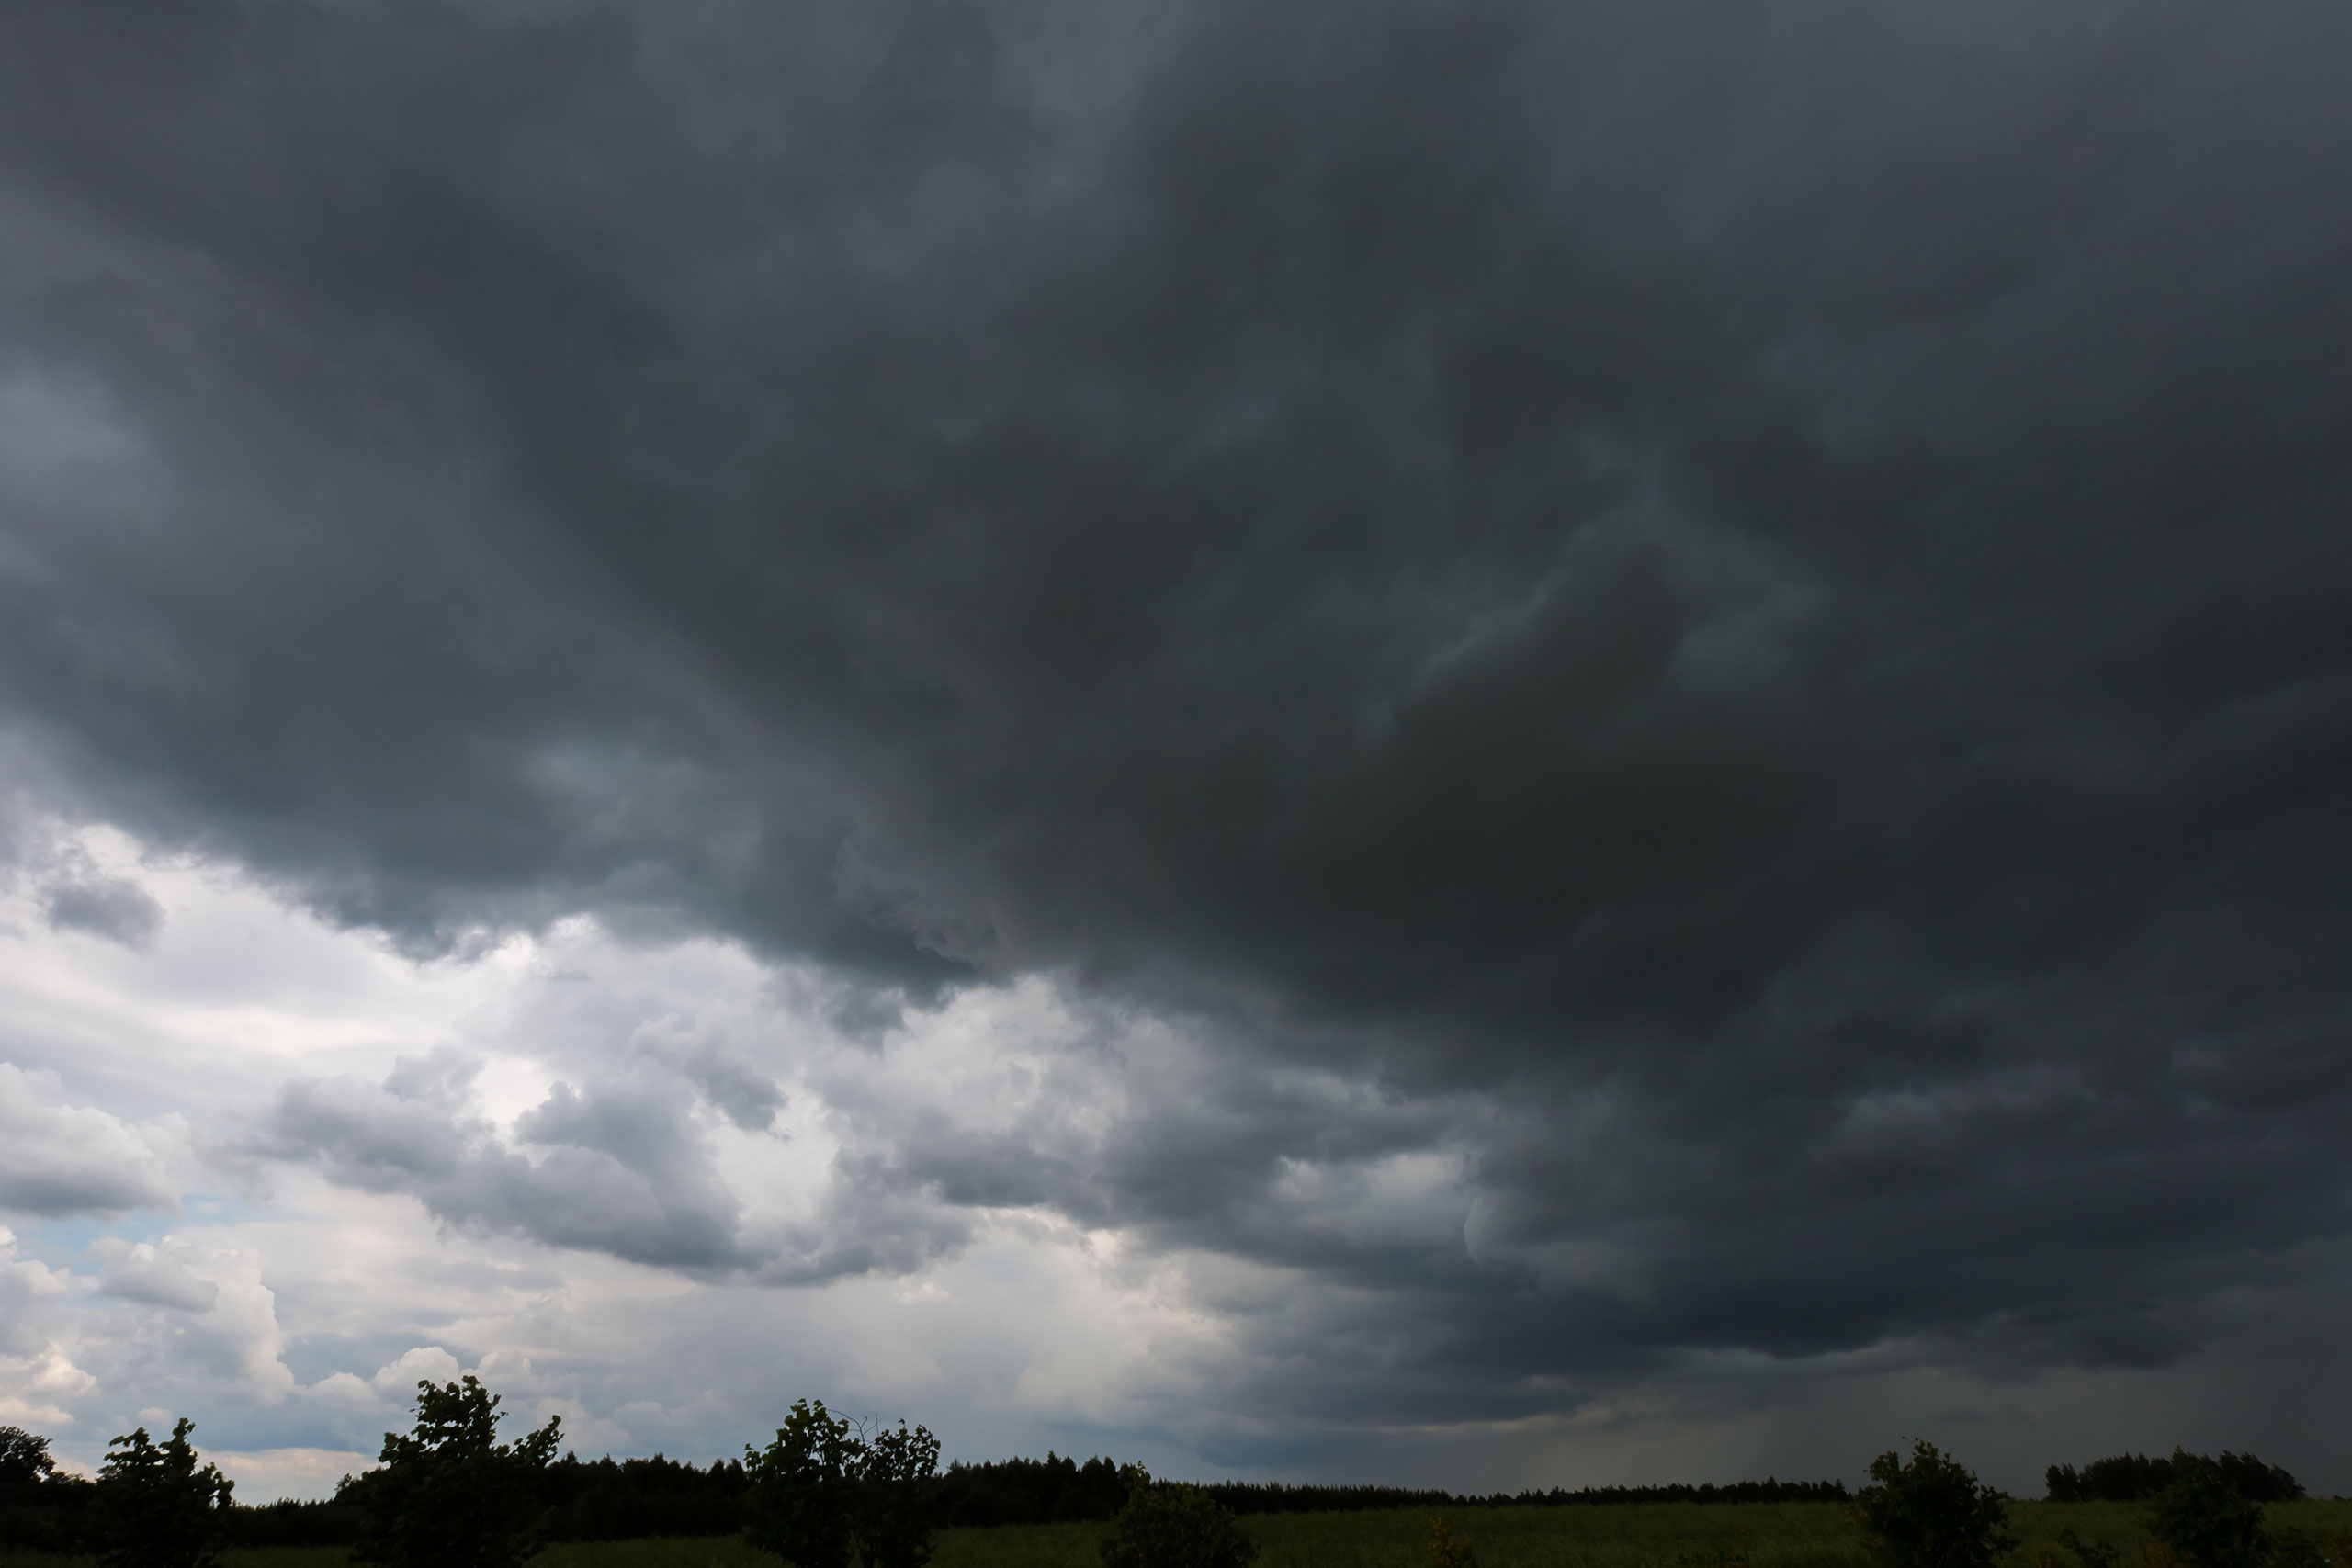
[1852,1441,2016,1568]
[2147,1449,2273,1568]
[1098,1475,1257,1568]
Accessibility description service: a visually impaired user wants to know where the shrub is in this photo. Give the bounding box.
[1429,1515,1480,1568]
[1099,1472,1259,1568]
[94,1417,236,1568]
[2146,1449,2272,1568]
[354,1374,563,1568]
[1853,1441,2016,1568]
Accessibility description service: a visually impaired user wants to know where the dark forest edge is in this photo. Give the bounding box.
[2049,1454,2305,1506]
[0,1403,2317,1559]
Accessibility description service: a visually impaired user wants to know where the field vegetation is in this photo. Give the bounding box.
[3,1501,2349,1568]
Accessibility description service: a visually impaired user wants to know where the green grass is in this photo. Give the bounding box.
[2,1500,2346,1568]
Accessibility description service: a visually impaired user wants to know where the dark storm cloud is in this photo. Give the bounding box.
[7,0,2352,1435]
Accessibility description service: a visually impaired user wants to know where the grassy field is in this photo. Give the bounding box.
[2,1500,2346,1568]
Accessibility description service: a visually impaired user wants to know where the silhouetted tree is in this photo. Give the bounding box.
[2050,1452,2303,1507]
[853,1417,944,1568]
[1853,1441,2016,1568]
[0,1427,55,1488]
[746,1399,858,1567]
[354,1375,562,1568]
[742,1402,944,1568]
[2214,1454,2304,1506]
[94,1417,234,1568]
[1099,1471,1259,1568]
[2147,1449,2273,1568]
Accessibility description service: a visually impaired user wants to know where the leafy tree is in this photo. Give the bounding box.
[355,1374,562,1568]
[94,1417,235,1568]
[746,1399,858,1567]
[2147,1449,2273,1568]
[1098,1471,1258,1568]
[0,1427,56,1488]
[1852,1441,2016,1568]
[853,1417,944,1568]
[2050,1453,2301,1506]
[2214,1454,2304,1506]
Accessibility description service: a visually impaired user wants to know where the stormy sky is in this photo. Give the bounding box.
[3,0,2349,1500]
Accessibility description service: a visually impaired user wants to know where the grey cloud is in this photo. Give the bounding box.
[7,0,2352,1450]
[98,1252,220,1314]
[685,1055,786,1134]
[639,1037,786,1133]
[42,874,164,948]
[253,1067,746,1272]
[380,1046,484,1109]
[0,1064,176,1217]
[252,1057,947,1281]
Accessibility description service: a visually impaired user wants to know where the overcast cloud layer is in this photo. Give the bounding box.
[3,0,2350,1497]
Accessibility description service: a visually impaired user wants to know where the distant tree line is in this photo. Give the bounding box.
[4,1405,2318,1566]
[2046,1452,2304,1505]
[3,1409,1859,1555]
[934,1456,1849,1527]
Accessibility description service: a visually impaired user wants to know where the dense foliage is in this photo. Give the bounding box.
[1852,1440,2017,1568]
[0,1424,89,1556]
[744,1399,859,1567]
[350,1374,563,1568]
[93,1418,236,1568]
[2147,1449,2278,1568]
[936,1458,1848,1527]
[854,1417,947,1568]
[0,1427,56,1488]
[539,1451,755,1540]
[742,1398,944,1567]
[2049,1453,2304,1506]
[941,1453,1136,1526]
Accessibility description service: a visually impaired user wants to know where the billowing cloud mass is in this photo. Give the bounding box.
[2,0,2350,1497]
[0,1066,177,1218]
